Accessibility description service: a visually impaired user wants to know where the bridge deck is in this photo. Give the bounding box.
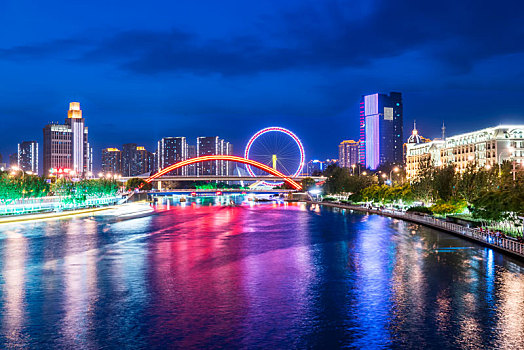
[121,176,326,182]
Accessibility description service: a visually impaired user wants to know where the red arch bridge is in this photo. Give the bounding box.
[133,155,326,191]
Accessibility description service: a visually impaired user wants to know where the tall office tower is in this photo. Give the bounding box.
[306,160,324,176]
[157,137,188,175]
[338,140,360,169]
[360,92,403,170]
[187,144,197,175]
[101,148,122,174]
[18,141,38,173]
[196,136,219,176]
[196,137,233,176]
[219,140,233,176]
[43,102,92,176]
[121,144,153,176]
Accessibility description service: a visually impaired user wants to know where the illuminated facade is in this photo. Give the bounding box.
[196,137,233,176]
[43,102,92,176]
[101,148,122,174]
[17,141,38,173]
[338,140,359,168]
[122,144,154,176]
[187,144,197,175]
[405,140,445,179]
[306,160,324,176]
[157,137,188,176]
[406,125,524,179]
[361,92,403,169]
[403,122,431,164]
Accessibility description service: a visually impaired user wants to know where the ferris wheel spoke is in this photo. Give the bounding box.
[245,127,304,178]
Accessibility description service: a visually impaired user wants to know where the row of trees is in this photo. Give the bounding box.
[321,161,524,227]
[0,171,120,205]
[53,178,119,204]
[0,172,50,205]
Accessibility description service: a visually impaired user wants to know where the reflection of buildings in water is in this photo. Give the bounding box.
[2,231,28,347]
[456,256,483,346]
[240,205,314,345]
[351,215,395,346]
[494,267,524,348]
[389,220,427,344]
[146,205,249,347]
[62,219,99,346]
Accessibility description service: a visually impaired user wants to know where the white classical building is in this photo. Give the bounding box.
[406,125,524,179]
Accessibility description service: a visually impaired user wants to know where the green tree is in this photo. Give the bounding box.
[432,165,456,202]
[301,177,316,192]
[125,178,152,191]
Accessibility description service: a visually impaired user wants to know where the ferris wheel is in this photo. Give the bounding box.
[244,127,305,185]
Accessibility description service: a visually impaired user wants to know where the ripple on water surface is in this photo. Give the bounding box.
[0,199,523,349]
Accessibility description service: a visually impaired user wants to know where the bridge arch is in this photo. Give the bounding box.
[145,155,302,190]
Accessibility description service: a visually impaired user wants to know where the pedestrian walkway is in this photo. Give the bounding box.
[313,201,524,259]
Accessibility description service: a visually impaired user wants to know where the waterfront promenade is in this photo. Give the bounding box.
[313,201,524,260]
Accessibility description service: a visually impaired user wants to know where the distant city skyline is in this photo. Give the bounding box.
[1,99,522,173]
[1,0,523,163]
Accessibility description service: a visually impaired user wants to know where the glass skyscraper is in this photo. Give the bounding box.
[360,92,403,170]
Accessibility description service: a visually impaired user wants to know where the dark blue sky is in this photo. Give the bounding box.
[1,0,523,167]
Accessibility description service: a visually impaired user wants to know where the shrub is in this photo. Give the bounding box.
[407,206,433,214]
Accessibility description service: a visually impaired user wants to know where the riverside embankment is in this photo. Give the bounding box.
[312,200,524,260]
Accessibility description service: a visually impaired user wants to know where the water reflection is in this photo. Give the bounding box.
[2,231,27,347]
[0,199,522,348]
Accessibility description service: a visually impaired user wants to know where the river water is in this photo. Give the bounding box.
[0,198,523,349]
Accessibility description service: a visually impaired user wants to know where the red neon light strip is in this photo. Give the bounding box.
[145,155,302,190]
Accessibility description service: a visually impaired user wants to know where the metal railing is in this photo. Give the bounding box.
[315,201,524,258]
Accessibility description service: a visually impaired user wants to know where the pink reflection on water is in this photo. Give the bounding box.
[145,202,314,347]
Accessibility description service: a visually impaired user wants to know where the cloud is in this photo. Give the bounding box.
[0,0,523,78]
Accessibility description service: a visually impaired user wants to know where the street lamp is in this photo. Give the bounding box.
[351,164,356,175]
[389,167,399,185]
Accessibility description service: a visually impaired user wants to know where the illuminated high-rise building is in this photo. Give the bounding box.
[306,159,324,175]
[18,141,38,173]
[157,137,188,175]
[338,140,360,168]
[360,92,403,169]
[121,144,153,177]
[187,144,197,175]
[196,137,233,176]
[101,148,122,174]
[43,102,92,176]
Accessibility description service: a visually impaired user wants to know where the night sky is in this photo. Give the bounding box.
[1,0,523,168]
